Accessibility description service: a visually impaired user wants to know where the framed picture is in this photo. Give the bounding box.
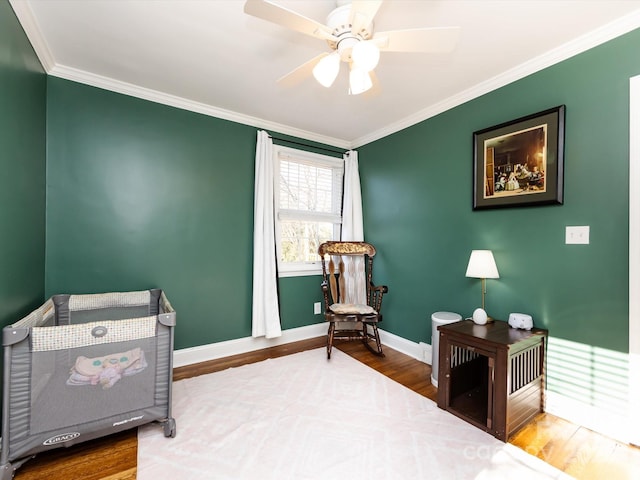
[473,105,565,210]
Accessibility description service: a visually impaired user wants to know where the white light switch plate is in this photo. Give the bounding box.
[566,226,590,244]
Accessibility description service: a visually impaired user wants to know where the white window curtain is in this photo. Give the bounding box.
[251,130,282,338]
[341,150,367,305]
[342,150,364,242]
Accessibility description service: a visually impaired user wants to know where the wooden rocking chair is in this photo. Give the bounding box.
[318,241,388,359]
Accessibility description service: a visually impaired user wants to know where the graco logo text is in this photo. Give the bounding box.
[43,432,81,446]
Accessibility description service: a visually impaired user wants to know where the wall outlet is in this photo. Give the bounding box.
[566,225,590,244]
[314,302,321,315]
[419,342,431,363]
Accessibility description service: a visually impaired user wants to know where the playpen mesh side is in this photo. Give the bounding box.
[28,317,158,434]
[3,290,174,463]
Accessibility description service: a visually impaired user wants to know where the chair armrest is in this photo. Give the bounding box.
[371,283,388,294]
[370,283,388,312]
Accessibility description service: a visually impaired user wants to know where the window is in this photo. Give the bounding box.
[274,145,344,276]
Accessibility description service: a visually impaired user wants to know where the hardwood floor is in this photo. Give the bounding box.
[13,337,640,479]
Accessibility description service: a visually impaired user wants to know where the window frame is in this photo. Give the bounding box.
[273,145,344,277]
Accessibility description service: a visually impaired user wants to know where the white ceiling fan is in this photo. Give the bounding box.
[244,0,460,95]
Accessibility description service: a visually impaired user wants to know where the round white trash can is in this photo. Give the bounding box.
[431,311,462,387]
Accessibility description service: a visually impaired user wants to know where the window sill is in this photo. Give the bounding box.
[278,266,323,278]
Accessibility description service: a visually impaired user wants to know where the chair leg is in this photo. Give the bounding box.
[327,322,336,359]
[362,322,384,357]
[372,324,384,356]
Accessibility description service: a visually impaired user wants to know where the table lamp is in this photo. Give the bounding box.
[465,250,499,323]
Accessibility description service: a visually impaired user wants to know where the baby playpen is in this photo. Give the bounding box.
[0,289,176,479]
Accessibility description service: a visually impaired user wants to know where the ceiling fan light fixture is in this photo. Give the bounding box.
[351,41,380,72]
[312,52,341,87]
[244,0,462,96]
[348,66,372,95]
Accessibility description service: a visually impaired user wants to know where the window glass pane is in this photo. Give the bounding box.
[280,220,334,263]
[275,146,344,274]
[279,161,336,214]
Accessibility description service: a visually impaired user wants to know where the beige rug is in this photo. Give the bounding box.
[138,348,572,480]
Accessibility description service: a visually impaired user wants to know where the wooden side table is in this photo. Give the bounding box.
[436,319,547,441]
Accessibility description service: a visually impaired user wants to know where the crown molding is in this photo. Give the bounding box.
[9,0,55,71]
[10,0,350,150]
[351,9,640,148]
[11,0,640,150]
[49,64,352,149]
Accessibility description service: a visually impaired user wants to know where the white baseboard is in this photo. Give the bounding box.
[174,325,431,368]
[545,391,629,444]
[379,329,431,364]
[173,322,327,368]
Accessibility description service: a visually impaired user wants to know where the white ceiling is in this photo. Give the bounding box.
[10,0,640,148]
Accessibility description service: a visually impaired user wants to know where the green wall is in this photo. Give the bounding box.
[5,0,639,361]
[359,28,640,353]
[45,78,324,349]
[0,1,46,326]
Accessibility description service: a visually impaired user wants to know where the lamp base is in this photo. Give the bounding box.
[486,315,495,323]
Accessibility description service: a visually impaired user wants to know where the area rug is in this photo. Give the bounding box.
[138,348,571,480]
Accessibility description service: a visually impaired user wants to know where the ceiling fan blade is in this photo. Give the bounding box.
[373,26,461,53]
[349,0,383,37]
[277,53,329,88]
[244,0,337,41]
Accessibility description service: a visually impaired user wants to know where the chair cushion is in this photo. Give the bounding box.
[329,303,377,315]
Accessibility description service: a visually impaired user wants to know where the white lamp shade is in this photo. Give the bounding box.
[465,250,499,279]
[312,53,340,88]
[348,66,372,95]
[351,41,380,72]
